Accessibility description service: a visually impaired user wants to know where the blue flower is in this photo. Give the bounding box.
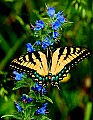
[42,103,48,108]
[25,43,34,52]
[21,94,33,103]
[42,41,50,50]
[56,11,65,23]
[47,7,55,17]
[52,21,61,30]
[27,97,33,103]
[35,40,41,46]
[31,83,46,94]
[13,71,24,81]
[56,11,62,18]
[35,103,48,115]
[34,20,44,31]
[41,87,46,94]
[35,107,46,115]
[42,36,54,50]
[14,101,23,112]
[53,31,59,38]
[21,94,27,103]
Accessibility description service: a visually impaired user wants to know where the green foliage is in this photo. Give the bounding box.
[1,74,53,120]
[12,75,32,90]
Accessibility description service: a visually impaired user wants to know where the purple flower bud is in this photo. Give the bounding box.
[27,97,33,103]
[30,23,35,29]
[21,94,27,103]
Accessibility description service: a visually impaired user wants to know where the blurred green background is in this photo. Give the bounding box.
[0,0,92,120]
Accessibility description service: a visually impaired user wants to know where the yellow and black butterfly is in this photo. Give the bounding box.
[9,46,91,86]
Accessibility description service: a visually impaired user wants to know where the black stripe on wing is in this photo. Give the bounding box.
[58,47,91,81]
[9,60,35,75]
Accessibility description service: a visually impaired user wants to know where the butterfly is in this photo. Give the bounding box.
[9,46,91,86]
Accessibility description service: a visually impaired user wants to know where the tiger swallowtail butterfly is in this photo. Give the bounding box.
[9,46,91,86]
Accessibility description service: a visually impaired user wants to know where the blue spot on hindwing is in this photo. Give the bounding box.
[42,78,45,82]
[51,76,55,81]
[58,73,62,77]
[56,76,59,81]
[45,77,48,81]
[61,66,67,74]
[39,76,42,80]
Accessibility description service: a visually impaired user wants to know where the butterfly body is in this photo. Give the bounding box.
[9,46,91,86]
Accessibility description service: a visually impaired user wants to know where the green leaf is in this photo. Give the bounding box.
[84,102,92,120]
[42,95,53,104]
[34,115,51,120]
[1,114,23,120]
[5,0,14,2]
[1,115,14,118]
[13,80,28,90]
[12,75,32,90]
[40,116,52,120]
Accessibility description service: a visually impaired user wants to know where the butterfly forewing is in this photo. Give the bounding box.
[10,51,48,77]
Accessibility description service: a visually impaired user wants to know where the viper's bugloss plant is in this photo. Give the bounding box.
[25,43,35,52]
[2,6,67,120]
[35,103,48,115]
[14,101,23,112]
[21,94,33,103]
[13,71,24,81]
[4,73,53,120]
[31,83,46,94]
[30,6,66,50]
